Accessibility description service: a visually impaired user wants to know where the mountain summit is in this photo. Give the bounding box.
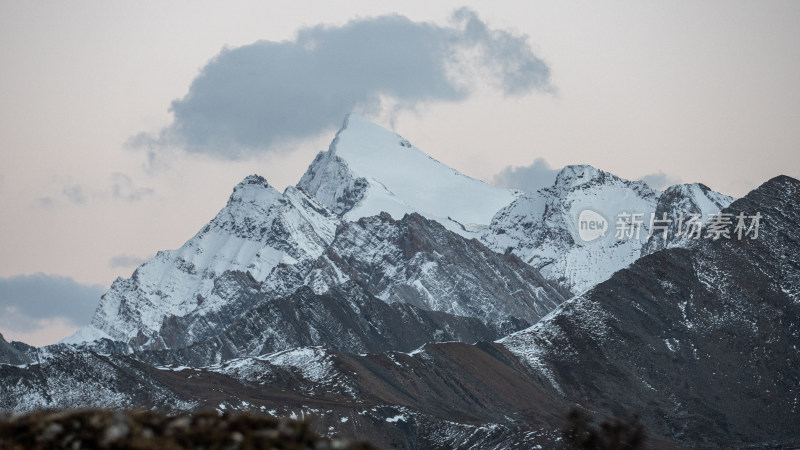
[68,174,339,348]
[298,114,519,234]
[64,114,736,349]
[482,165,734,293]
[63,115,558,351]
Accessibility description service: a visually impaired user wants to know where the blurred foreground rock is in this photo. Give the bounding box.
[0,409,377,450]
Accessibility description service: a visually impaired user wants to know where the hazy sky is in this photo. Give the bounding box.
[1,1,799,346]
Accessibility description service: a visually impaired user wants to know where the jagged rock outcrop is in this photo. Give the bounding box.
[302,212,569,325]
[135,282,515,367]
[0,334,30,366]
[641,182,734,255]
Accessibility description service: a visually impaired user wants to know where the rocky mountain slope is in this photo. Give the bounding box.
[0,334,30,366]
[74,176,339,350]
[500,175,800,447]
[64,115,731,354]
[641,182,734,254]
[71,210,568,367]
[0,343,569,448]
[297,212,569,326]
[4,114,795,449]
[481,165,733,293]
[0,350,194,412]
[134,281,514,367]
[65,170,566,356]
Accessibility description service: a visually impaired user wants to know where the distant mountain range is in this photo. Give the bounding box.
[1,115,797,449]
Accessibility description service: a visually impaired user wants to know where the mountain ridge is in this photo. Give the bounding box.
[9,114,793,449]
[499,174,800,446]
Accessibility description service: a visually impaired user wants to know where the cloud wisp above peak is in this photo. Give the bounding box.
[639,171,682,191]
[108,254,149,269]
[111,173,154,202]
[62,184,87,205]
[33,173,154,208]
[492,157,560,194]
[132,8,551,159]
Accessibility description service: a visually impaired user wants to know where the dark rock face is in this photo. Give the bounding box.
[134,212,567,366]
[502,175,800,447]
[641,183,733,255]
[152,270,263,351]
[0,334,30,366]
[305,213,570,325]
[137,282,512,367]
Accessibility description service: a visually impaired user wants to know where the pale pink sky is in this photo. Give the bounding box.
[1,1,799,345]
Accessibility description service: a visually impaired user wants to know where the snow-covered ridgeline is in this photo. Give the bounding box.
[68,176,339,347]
[481,165,734,293]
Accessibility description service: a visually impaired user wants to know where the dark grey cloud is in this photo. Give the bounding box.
[492,158,560,193]
[34,174,153,208]
[62,184,86,204]
[640,171,681,190]
[108,254,148,269]
[132,8,551,159]
[0,273,103,333]
[35,197,55,208]
[111,173,154,202]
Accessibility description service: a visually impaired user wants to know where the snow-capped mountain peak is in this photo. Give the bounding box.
[64,115,735,355]
[482,165,660,293]
[551,164,655,197]
[66,114,528,350]
[552,164,605,188]
[299,114,519,235]
[70,174,339,349]
[481,164,736,294]
[226,174,281,207]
